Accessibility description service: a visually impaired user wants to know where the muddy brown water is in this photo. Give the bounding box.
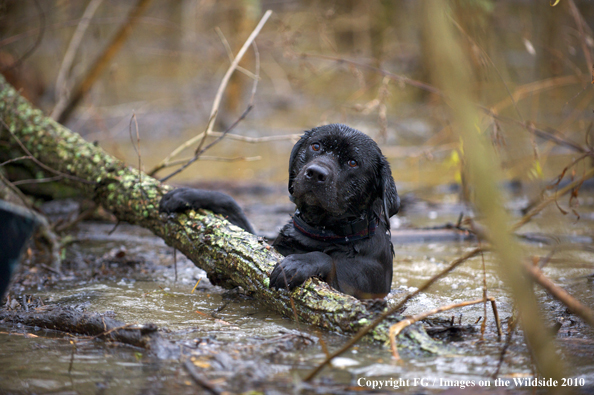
[2,1,594,392]
[1,188,594,394]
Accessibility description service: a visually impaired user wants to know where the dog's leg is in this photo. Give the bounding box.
[159,187,254,234]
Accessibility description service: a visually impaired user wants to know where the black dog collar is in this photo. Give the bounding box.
[292,210,377,243]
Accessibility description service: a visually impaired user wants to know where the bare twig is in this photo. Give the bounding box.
[203,12,268,135]
[525,263,594,328]
[56,0,154,124]
[147,129,296,176]
[490,298,503,340]
[485,110,587,154]
[12,175,64,185]
[159,39,261,182]
[160,106,253,182]
[299,52,442,96]
[182,155,261,163]
[151,10,272,175]
[151,155,261,174]
[567,0,593,74]
[146,110,216,177]
[129,112,142,183]
[491,75,581,116]
[51,0,104,120]
[493,312,518,378]
[68,340,77,374]
[206,132,302,144]
[525,122,587,153]
[389,297,502,361]
[0,156,33,167]
[518,152,591,217]
[191,278,201,294]
[192,110,219,160]
[480,239,488,341]
[513,166,594,231]
[215,26,259,80]
[304,247,485,382]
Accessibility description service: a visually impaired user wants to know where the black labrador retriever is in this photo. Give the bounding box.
[159,124,400,299]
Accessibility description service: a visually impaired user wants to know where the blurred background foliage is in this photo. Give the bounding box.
[0,0,592,193]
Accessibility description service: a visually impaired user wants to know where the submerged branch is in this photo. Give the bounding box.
[390,297,502,361]
[0,305,176,355]
[525,263,594,328]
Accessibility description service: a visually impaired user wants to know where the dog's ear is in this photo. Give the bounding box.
[288,130,312,194]
[377,156,400,225]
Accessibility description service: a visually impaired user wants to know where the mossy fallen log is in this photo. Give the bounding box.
[0,75,442,352]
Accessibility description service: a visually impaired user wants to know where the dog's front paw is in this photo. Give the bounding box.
[269,252,331,290]
[159,188,196,214]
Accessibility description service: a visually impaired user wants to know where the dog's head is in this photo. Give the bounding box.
[288,124,399,227]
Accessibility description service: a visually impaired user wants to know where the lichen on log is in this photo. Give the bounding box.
[0,75,442,352]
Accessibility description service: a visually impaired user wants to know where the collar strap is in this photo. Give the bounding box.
[292,211,377,243]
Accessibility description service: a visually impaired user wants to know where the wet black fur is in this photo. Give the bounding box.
[159,124,400,299]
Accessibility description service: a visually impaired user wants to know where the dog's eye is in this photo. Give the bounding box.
[311,143,321,151]
[348,159,358,168]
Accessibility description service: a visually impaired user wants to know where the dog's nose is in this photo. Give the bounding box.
[305,164,329,183]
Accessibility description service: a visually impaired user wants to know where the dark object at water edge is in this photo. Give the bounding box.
[0,200,38,298]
